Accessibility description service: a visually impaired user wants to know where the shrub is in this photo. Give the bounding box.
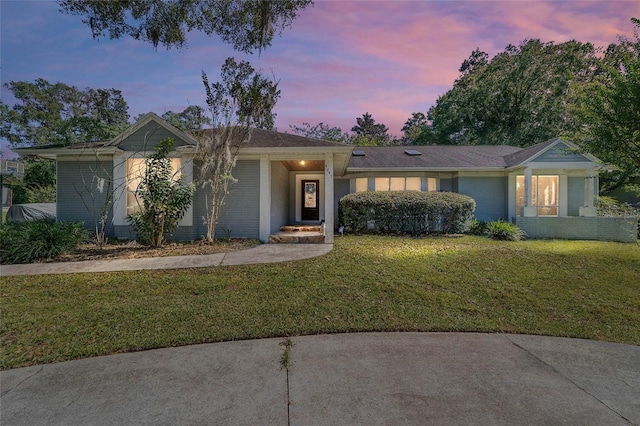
[127,138,195,248]
[339,191,476,235]
[597,196,640,239]
[26,184,56,203]
[0,219,88,264]
[468,219,489,236]
[487,220,526,241]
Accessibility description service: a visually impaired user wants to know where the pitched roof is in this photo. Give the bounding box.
[347,145,522,170]
[190,128,347,148]
[502,138,559,167]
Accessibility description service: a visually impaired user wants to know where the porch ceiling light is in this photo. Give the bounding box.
[300,160,306,166]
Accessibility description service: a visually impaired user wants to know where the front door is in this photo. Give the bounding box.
[301,180,320,221]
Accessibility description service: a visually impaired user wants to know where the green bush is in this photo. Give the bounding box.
[339,191,476,235]
[596,196,639,238]
[468,219,489,236]
[0,219,88,264]
[26,184,56,203]
[127,138,195,248]
[487,220,526,241]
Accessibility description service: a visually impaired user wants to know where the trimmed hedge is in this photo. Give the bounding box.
[338,191,476,235]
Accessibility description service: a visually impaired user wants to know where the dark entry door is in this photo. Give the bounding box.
[301,180,320,221]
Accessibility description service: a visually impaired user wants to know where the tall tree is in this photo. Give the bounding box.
[401,112,431,145]
[571,18,640,191]
[289,122,348,143]
[426,39,598,147]
[0,79,129,147]
[350,112,390,146]
[195,58,280,242]
[57,0,312,53]
[161,106,212,131]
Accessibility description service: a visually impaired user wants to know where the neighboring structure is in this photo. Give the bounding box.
[15,113,637,243]
[1,159,25,208]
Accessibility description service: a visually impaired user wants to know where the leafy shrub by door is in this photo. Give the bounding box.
[487,220,526,241]
[0,219,88,264]
[339,191,476,235]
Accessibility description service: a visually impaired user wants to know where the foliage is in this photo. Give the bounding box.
[195,58,280,242]
[339,191,475,235]
[155,106,212,131]
[596,196,640,238]
[9,158,57,204]
[350,112,391,146]
[425,39,598,147]
[468,219,489,236]
[3,236,639,368]
[570,18,640,179]
[0,219,87,264]
[127,138,195,248]
[57,0,312,53]
[289,122,349,143]
[25,185,56,203]
[487,220,526,241]
[0,78,129,147]
[401,112,431,145]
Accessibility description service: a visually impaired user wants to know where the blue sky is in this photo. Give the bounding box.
[1,0,638,158]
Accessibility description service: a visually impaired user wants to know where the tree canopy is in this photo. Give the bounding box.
[134,106,212,131]
[289,122,349,143]
[1,79,130,147]
[196,57,280,241]
[425,39,598,147]
[401,112,430,145]
[571,18,640,182]
[57,0,313,52]
[350,112,391,146]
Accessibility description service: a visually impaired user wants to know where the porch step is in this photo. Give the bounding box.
[269,224,325,244]
[279,225,323,233]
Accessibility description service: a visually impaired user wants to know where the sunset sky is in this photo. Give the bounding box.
[1,1,638,157]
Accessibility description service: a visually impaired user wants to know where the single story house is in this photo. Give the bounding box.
[16,113,637,243]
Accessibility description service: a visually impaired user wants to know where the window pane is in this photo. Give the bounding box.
[390,177,405,191]
[355,178,368,192]
[406,177,421,191]
[516,176,524,208]
[427,178,437,192]
[375,177,390,191]
[537,176,558,207]
[126,157,181,215]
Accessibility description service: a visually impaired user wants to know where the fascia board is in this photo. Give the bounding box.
[346,167,506,173]
[15,147,122,159]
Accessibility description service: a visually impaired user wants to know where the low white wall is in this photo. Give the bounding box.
[515,216,638,243]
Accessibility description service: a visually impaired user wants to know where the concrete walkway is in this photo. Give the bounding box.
[2,332,639,425]
[0,243,334,276]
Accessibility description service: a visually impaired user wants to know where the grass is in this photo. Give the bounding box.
[1,235,639,369]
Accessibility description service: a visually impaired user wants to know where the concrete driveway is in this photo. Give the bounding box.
[2,332,639,425]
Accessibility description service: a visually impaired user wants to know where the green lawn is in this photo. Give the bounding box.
[1,235,639,369]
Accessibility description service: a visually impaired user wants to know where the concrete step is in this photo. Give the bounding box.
[279,225,323,233]
[268,233,325,244]
[270,224,325,244]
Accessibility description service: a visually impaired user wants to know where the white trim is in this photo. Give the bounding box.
[559,175,568,217]
[324,152,335,243]
[259,155,271,243]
